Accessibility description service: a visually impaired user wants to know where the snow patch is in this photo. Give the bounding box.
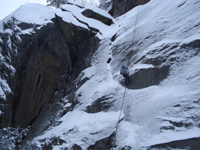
[34,110,123,149]
[0,38,3,44]
[81,66,96,80]
[4,29,12,36]
[56,10,89,30]
[0,78,11,100]
[0,3,55,29]
[20,28,35,35]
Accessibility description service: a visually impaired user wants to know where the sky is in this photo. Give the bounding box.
[0,0,47,21]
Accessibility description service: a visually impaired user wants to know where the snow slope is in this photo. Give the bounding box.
[1,0,200,149]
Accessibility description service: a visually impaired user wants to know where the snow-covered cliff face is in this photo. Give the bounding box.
[1,0,200,149]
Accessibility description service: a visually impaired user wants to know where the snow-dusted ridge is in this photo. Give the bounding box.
[0,2,113,36]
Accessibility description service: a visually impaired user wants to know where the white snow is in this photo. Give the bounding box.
[20,28,35,35]
[0,78,12,100]
[0,38,3,44]
[9,3,55,25]
[0,2,114,37]
[7,36,12,50]
[129,63,154,75]
[56,10,89,30]
[145,127,200,146]
[64,103,72,108]
[0,110,3,116]
[0,3,56,35]
[34,110,124,149]
[61,3,113,36]
[81,65,96,80]
[4,29,12,36]
[68,0,100,7]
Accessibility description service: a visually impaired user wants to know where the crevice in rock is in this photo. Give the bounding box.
[111,33,117,42]
[36,73,42,86]
[107,57,112,63]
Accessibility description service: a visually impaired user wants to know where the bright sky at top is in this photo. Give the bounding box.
[0,0,47,21]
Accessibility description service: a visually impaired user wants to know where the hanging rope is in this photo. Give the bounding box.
[115,5,140,135]
[113,6,140,147]
[133,6,140,37]
[115,86,127,134]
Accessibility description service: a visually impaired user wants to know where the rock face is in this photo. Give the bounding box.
[82,9,114,25]
[0,5,100,129]
[1,1,200,150]
[148,137,200,150]
[109,0,150,17]
[15,23,71,128]
[127,65,170,89]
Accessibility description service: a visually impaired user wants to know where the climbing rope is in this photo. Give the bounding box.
[115,86,127,134]
[113,6,140,147]
[133,6,140,37]
[115,5,140,134]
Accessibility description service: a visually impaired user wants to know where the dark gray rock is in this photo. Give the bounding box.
[56,14,96,46]
[99,0,113,11]
[15,22,71,128]
[82,9,113,26]
[17,22,40,30]
[181,39,200,49]
[121,65,170,89]
[109,0,150,18]
[86,94,115,113]
[107,57,112,63]
[72,144,82,150]
[148,137,200,150]
[0,10,100,130]
[88,133,116,150]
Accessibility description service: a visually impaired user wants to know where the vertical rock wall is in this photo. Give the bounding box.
[0,15,100,129]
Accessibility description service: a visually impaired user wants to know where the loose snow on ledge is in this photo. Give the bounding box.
[56,10,89,30]
[61,4,111,35]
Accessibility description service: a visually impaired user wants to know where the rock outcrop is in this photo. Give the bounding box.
[109,0,150,18]
[0,3,102,129]
[82,9,113,25]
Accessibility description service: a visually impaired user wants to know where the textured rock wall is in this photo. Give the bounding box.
[15,22,72,128]
[109,0,150,18]
[0,12,100,129]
